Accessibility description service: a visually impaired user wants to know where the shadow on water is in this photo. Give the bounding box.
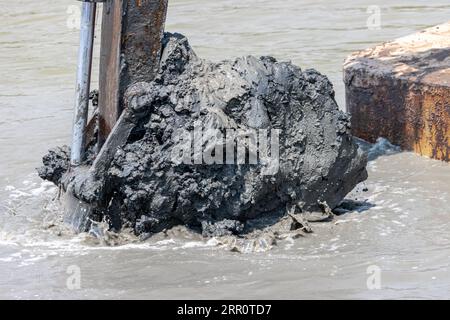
[333,198,376,216]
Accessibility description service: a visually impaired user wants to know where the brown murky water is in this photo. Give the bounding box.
[1,0,450,299]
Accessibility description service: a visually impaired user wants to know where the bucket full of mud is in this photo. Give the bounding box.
[38,32,367,242]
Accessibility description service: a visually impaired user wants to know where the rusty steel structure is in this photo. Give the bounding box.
[70,0,168,164]
[344,23,450,162]
[98,0,168,148]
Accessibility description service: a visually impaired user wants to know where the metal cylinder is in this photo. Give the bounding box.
[70,1,97,166]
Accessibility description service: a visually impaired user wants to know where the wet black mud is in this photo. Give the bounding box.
[38,33,367,238]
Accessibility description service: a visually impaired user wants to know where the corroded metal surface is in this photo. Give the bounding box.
[97,0,168,147]
[345,23,450,161]
[120,0,169,85]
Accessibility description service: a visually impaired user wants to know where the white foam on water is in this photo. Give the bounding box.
[156,239,176,245]
[1,182,223,260]
[9,190,32,199]
[0,257,14,262]
[284,237,295,250]
[392,220,406,227]
[177,239,219,250]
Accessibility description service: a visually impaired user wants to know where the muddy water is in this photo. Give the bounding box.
[1,0,450,299]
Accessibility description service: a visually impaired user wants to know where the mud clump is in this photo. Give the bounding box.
[38,32,368,238]
[201,219,245,238]
[38,146,71,185]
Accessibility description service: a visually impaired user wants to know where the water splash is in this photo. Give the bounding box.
[356,137,401,161]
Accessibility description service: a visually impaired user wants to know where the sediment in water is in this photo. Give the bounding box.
[38,32,368,239]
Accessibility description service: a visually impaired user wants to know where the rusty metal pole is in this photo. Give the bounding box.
[70,0,98,165]
[97,0,169,148]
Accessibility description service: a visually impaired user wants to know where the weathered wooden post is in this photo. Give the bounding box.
[97,0,169,148]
